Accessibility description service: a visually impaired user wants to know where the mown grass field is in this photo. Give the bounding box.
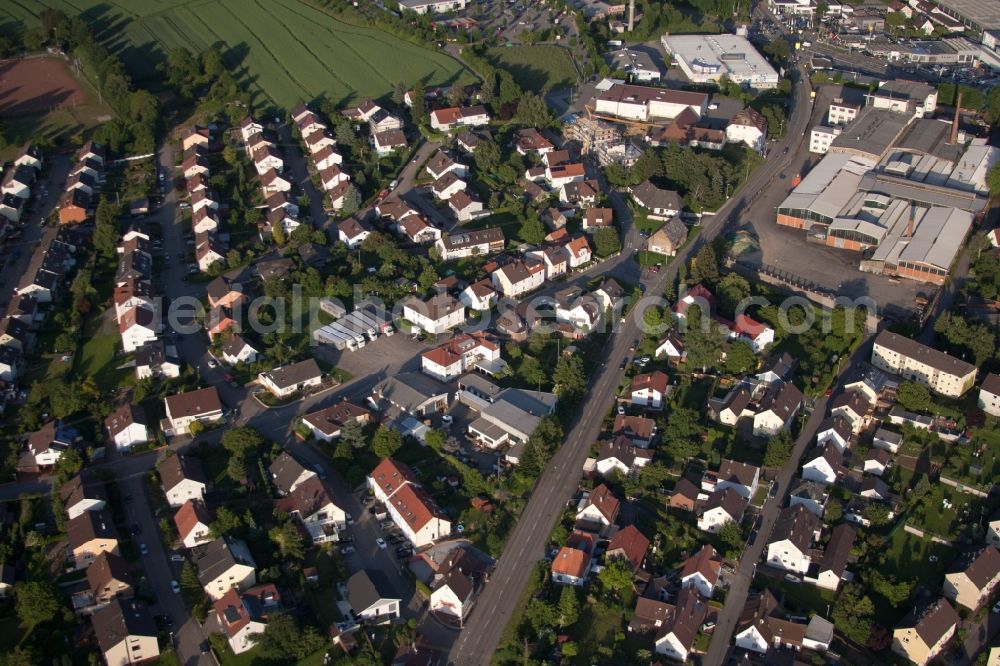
[2,0,467,109]
[486,44,578,93]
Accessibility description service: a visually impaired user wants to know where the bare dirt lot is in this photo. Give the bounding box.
[0,56,87,116]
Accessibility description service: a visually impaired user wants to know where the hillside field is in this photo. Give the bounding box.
[2,0,468,110]
[486,44,578,93]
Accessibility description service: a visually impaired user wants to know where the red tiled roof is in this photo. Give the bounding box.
[607,525,649,570]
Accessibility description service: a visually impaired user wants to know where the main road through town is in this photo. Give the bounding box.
[446,63,816,665]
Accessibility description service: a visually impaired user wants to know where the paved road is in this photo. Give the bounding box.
[446,62,817,665]
[702,337,875,664]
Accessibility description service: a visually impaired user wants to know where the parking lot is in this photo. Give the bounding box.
[313,327,430,381]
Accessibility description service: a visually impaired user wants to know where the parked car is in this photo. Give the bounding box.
[376,538,387,549]
[170,554,184,563]
[339,545,355,555]
[139,544,149,556]
[170,580,181,593]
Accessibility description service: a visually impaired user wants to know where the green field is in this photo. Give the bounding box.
[486,45,578,93]
[2,0,468,109]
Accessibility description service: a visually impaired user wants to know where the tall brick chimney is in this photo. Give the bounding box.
[628,0,635,32]
[950,91,963,145]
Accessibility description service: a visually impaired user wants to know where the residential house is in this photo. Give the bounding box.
[424,151,467,180]
[435,228,505,260]
[269,452,316,496]
[159,455,208,507]
[816,415,852,453]
[0,345,22,382]
[213,587,268,655]
[113,279,155,322]
[715,459,760,500]
[274,476,346,544]
[669,478,699,512]
[673,283,715,322]
[629,181,683,220]
[449,191,486,222]
[239,116,263,143]
[612,414,657,448]
[135,340,181,380]
[181,126,211,152]
[874,427,904,453]
[312,145,343,172]
[680,544,723,599]
[788,479,829,518]
[752,382,803,437]
[337,217,371,249]
[514,128,554,155]
[655,332,687,363]
[190,188,220,214]
[163,386,223,436]
[575,484,620,528]
[60,474,107,521]
[373,129,407,156]
[559,179,600,206]
[734,590,806,654]
[713,387,752,427]
[865,448,891,476]
[802,443,844,485]
[647,218,688,256]
[58,189,90,224]
[85,552,134,608]
[979,373,1000,417]
[194,233,224,272]
[104,404,149,451]
[765,504,819,575]
[526,245,567,279]
[118,306,157,354]
[564,235,592,268]
[551,545,591,586]
[456,129,481,153]
[24,420,77,469]
[194,537,257,601]
[174,500,214,549]
[403,294,465,335]
[459,279,496,311]
[652,587,708,662]
[341,99,382,122]
[491,260,545,297]
[421,332,503,382]
[729,315,775,353]
[68,510,119,570]
[258,358,323,398]
[810,523,856,591]
[606,524,650,572]
[872,331,977,398]
[206,277,246,310]
[371,373,450,417]
[429,547,485,622]
[582,207,614,231]
[14,144,43,171]
[726,107,768,152]
[367,458,451,547]
[892,598,959,666]
[553,286,602,334]
[943,547,1000,611]
[429,106,489,132]
[830,390,871,434]
[301,399,372,441]
[91,599,158,665]
[467,388,557,448]
[1,165,35,198]
[630,371,668,409]
[698,488,746,533]
[595,437,653,478]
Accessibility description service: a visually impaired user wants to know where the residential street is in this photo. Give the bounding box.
[446,62,817,665]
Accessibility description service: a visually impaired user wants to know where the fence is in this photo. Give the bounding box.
[939,475,992,499]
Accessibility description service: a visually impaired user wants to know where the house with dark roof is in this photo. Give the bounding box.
[629,180,683,220]
[630,371,669,409]
[194,537,257,601]
[220,334,259,366]
[765,505,820,575]
[715,459,760,500]
[788,479,829,518]
[612,414,657,448]
[606,525,650,573]
[301,399,372,441]
[158,455,208,507]
[811,523,856,592]
[669,478,699,512]
[258,358,323,398]
[892,598,959,665]
[595,437,654,478]
[60,474,107,521]
[428,546,488,622]
[652,587,708,661]
[943,546,1000,610]
[978,373,1000,417]
[104,404,149,451]
[815,415,853,453]
[85,552,134,609]
[713,386,753,426]
[575,484,621,528]
[830,390,871,434]
[135,339,181,380]
[752,382,803,437]
[802,443,845,485]
[646,217,688,256]
[91,599,158,665]
[698,487,746,533]
[163,386,223,436]
[734,589,806,653]
[348,569,401,621]
[68,510,119,570]
[274,476,346,544]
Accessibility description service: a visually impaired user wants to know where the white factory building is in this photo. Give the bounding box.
[661,33,780,89]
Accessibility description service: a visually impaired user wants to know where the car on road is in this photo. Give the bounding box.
[345,512,354,526]
[617,405,625,415]
[170,580,181,593]
[619,359,627,370]
[128,523,141,535]
[206,358,218,369]
[339,545,356,555]
[200,641,210,654]
[441,414,453,426]
[376,538,387,549]
[389,179,399,189]
[139,543,149,556]
[170,554,184,562]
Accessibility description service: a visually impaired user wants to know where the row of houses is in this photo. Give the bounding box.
[59,141,105,225]
[288,104,351,214]
[337,99,409,157]
[0,144,43,231]
[425,149,489,223]
[183,126,226,272]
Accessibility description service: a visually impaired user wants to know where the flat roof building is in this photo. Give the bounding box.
[661,33,780,89]
[924,0,1000,32]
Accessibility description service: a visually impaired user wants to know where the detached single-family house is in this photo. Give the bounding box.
[337,217,371,250]
[830,390,871,434]
[873,428,903,453]
[421,332,503,382]
[698,488,746,533]
[430,105,489,132]
[630,371,668,409]
[403,294,465,335]
[135,340,181,380]
[269,452,316,496]
[425,151,467,180]
[802,443,844,485]
[274,476,346,544]
[864,448,891,476]
[85,552,134,608]
[752,382,803,437]
[24,420,77,469]
[91,599,158,666]
[551,546,591,586]
[429,547,485,622]
[348,570,401,622]
[612,414,657,448]
[726,107,768,152]
[367,458,451,547]
[765,505,819,575]
[491,260,545,298]
[582,207,614,230]
[788,479,829,518]
[715,459,760,500]
[810,523,856,591]
[159,455,208,507]
[669,478,699,512]
[213,587,270,655]
[653,587,708,662]
[258,358,322,398]
[575,484,620,528]
[892,598,959,666]
[564,235,592,267]
[301,399,372,441]
[680,544,723,599]
[68,510,119,570]
[163,387,223,436]
[449,191,486,222]
[371,373,450,418]
[730,315,775,353]
[606,524,650,573]
[815,416,852,453]
[629,180,683,219]
[118,306,157,354]
[459,279,497,311]
[174,499,214,549]
[942,547,1000,611]
[61,474,107,521]
[655,332,686,363]
[194,537,257,601]
[104,404,149,451]
[595,437,653,478]
[978,373,1000,417]
[734,590,805,654]
[647,217,688,256]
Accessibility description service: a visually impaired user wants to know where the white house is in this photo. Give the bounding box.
[801,444,843,485]
[368,458,451,547]
[257,358,323,398]
[118,306,157,354]
[449,191,486,222]
[104,404,149,451]
[653,588,707,662]
[752,382,803,437]
[337,217,371,249]
[220,334,259,366]
[163,387,223,436]
[563,235,592,268]
[575,484,620,527]
[459,279,496,311]
[715,459,760,500]
[403,294,466,335]
[595,437,654,478]
[630,371,669,409]
[765,505,819,575]
[274,476,346,544]
[193,537,257,601]
[815,416,852,453]
[680,544,723,599]
[347,569,401,621]
[430,105,489,132]
[697,488,746,533]
[551,546,591,586]
[873,428,903,454]
[491,260,545,297]
[60,475,107,521]
[729,315,775,353]
[979,374,1000,417]
[726,107,768,152]
[421,332,503,382]
[159,455,208,508]
[174,499,214,549]
[213,588,268,655]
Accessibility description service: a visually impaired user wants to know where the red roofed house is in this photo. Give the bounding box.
[174,499,214,549]
[673,283,715,321]
[630,371,669,409]
[119,306,157,353]
[367,459,451,547]
[551,546,591,586]
[564,235,592,268]
[575,483,620,528]
[606,525,650,573]
[730,314,775,353]
[680,544,723,598]
[420,332,503,382]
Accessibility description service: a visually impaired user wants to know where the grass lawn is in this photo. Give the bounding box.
[908,482,979,539]
[759,575,836,615]
[4,0,467,109]
[485,45,578,93]
[75,326,133,392]
[877,529,956,590]
[636,250,667,267]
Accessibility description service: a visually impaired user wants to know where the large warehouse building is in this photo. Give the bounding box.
[661,33,780,89]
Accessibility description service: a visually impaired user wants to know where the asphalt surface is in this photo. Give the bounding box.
[445,61,818,665]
